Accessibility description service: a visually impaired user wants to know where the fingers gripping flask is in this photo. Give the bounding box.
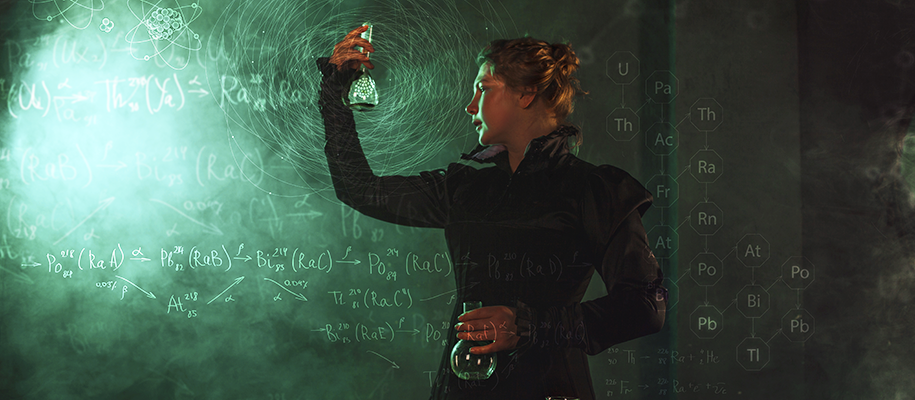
[344,22,378,111]
[450,301,497,380]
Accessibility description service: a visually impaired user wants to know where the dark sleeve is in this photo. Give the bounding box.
[317,56,463,228]
[513,166,668,355]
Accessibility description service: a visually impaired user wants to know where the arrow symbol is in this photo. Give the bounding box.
[1,265,35,284]
[20,262,41,268]
[188,88,209,98]
[208,276,245,304]
[420,282,480,301]
[54,197,115,245]
[286,211,324,220]
[336,259,361,265]
[70,92,88,103]
[115,275,156,299]
[395,329,420,336]
[263,278,307,301]
[130,257,151,262]
[151,199,223,235]
[367,350,400,369]
[233,255,252,262]
[96,161,127,171]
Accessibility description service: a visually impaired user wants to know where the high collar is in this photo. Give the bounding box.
[460,125,580,174]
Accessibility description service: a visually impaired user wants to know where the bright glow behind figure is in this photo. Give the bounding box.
[209,0,513,198]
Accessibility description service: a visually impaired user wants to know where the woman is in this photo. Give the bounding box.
[317,25,668,400]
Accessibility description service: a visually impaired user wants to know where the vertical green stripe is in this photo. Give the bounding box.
[638,0,678,398]
[666,0,679,399]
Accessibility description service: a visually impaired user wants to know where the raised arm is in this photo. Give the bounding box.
[317,26,466,228]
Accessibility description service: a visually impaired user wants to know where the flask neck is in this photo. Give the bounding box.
[462,301,482,313]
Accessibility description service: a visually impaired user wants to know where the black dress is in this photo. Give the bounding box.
[317,57,668,400]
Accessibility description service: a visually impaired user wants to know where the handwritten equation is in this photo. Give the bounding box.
[2,242,454,321]
[33,243,449,278]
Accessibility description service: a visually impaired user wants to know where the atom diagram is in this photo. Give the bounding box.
[30,0,105,30]
[99,17,115,33]
[125,0,203,70]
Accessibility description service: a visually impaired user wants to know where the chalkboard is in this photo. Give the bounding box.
[7,0,885,399]
[0,1,492,399]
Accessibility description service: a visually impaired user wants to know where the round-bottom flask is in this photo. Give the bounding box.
[450,301,497,380]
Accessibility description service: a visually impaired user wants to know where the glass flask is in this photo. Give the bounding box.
[450,301,497,380]
[343,22,378,111]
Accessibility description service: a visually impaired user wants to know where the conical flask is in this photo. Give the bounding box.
[450,301,497,380]
[344,23,378,111]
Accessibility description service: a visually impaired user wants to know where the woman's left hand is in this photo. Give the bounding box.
[455,306,521,354]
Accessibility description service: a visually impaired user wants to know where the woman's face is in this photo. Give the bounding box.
[465,62,519,146]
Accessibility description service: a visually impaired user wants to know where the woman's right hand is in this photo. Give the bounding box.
[329,25,375,71]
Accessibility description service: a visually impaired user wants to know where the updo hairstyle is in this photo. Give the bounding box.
[477,37,588,124]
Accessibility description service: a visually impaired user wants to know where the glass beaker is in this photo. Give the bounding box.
[343,23,378,110]
[450,301,497,380]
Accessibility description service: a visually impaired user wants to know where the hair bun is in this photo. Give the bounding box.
[549,43,580,78]
[477,37,588,123]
